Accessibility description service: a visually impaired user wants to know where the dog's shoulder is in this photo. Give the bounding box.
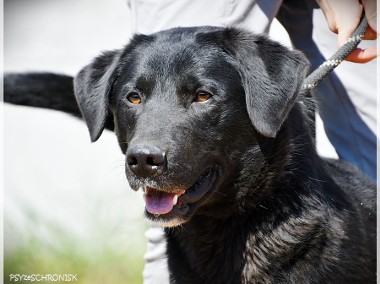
[323,158,376,208]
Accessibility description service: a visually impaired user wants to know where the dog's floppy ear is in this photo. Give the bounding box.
[74,50,121,142]
[219,28,309,138]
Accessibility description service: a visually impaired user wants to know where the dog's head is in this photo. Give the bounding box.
[74,27,309,227]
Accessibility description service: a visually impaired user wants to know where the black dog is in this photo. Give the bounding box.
[5,26,376,283]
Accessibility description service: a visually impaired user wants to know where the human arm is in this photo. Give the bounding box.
[316,0,378,63]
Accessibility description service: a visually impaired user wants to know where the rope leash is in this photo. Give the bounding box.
[301,16,368,94]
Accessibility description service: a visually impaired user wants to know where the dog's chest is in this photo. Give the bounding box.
[165,207,333,284]
[166,217,269,283]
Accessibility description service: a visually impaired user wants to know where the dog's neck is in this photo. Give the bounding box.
[165,170,332,283]
[164,103,331,283]
[165,176,329,283]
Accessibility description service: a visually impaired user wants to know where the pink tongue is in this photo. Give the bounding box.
[145,188,176,215]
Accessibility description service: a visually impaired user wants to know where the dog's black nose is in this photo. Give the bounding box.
[126,145,166,177]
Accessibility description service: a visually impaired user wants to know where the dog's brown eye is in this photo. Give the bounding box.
[127,92,142,104]
[194,91,212,103]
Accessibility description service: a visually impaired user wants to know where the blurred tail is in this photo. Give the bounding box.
[4,72,81,117]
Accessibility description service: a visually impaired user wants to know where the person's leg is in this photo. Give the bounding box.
[142,225,170,283]
[278,0,377,182]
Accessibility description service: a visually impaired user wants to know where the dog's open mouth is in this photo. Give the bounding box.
[143,168,218,225]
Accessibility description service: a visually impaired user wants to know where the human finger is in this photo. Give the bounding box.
[344,46,378,63]
[362,26,377,40]
[361,0,378,33]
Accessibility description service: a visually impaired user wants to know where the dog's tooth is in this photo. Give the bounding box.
[173,194,178,206]
[173,191,185,205]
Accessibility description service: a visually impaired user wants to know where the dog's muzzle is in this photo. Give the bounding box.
[126,145,166,178]
[144,168,217,216]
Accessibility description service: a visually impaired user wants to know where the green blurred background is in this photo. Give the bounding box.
[4,0,149,283]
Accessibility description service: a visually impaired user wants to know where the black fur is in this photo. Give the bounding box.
[5,26,376,283]
[4,73,81,117]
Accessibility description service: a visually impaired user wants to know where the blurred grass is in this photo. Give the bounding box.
[4,206,148,284]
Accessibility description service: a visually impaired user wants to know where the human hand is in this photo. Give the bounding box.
[317,0,378,63]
